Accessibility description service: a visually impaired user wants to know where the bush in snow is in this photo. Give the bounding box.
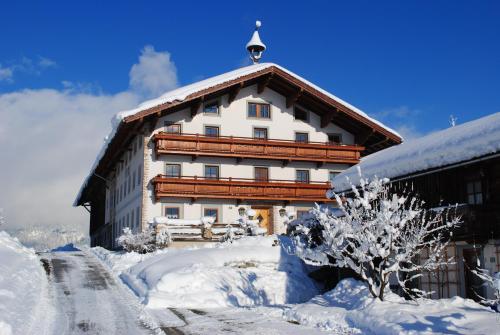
[117,227,158,253]
[292,172,460,301]
[470,265,500,311]
[155,226,172,248]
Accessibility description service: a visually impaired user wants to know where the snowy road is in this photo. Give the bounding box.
[42,251,154,335]
[39,251,329,335]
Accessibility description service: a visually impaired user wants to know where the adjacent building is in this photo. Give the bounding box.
[332,112,500,300]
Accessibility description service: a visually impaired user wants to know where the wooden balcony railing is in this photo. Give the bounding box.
[153,132,363,164]
[152,175,334,202]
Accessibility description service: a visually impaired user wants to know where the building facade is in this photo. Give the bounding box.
[75,64,401,249]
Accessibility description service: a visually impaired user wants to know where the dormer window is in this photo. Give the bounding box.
[294,107,308,122]
[203,100,219,115]
[248,102,271,119]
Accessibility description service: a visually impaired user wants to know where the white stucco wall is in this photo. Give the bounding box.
[107,84,355,242]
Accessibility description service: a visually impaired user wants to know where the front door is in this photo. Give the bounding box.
[253,207,272,234]
[463,248,483,301]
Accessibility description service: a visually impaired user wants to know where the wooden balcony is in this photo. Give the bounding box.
[153,132,363,164]
[152,175,334,202]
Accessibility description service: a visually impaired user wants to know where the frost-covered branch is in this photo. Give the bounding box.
[292,170,460,301]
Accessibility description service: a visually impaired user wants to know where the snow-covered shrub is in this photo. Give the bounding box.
[292,171,460,301]
[155,226,172,248]
[117,227,157,253]
[471,265,500,311]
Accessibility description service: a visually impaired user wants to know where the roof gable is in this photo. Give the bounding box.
[75,63,402,206]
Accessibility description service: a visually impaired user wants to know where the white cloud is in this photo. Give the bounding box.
[129,45,178,99]
[0,65,13,82]
[0,46,178,234]
[0,56,57,83]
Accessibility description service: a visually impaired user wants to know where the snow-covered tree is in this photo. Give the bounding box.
[292,172,460,301]
[117,227,157,253]
[471,265,500,311]
[155,226,172,248]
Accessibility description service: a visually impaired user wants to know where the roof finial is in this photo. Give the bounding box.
[246,20,266,64]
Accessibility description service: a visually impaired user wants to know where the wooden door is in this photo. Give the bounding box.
[463,248,483,301]
[253,207,272,234]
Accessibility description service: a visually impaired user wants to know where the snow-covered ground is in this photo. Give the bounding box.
[283,278,499,334]
[93,235,500,335]
[0,231,52,335]
[96,236,319,309]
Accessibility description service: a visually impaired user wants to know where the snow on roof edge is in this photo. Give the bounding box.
[74,62,400,206]
[331,112,500,193]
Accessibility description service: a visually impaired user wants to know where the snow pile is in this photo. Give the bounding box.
[92,246,169,276]
[120,235,318,309]
[0,231,48,335]
[332,112,500,192]
[285,279,499,335]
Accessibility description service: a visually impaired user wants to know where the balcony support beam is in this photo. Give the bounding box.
[228,83,244,104]
[257,74,273,94]
[190,97,204,118]
[286,88,303,108]
[321,109,338,128]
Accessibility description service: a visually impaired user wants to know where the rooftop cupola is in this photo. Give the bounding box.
[246,20,266,64]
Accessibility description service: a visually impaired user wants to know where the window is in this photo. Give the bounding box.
[204,165,219,179]
[165,207,180,219]
[165,164,181,178]
[165,123,181,134]
[466,180,483,205]
[296,170,310,183]
[203,101,219,115]
[297,210,309,219]
[254,167,269,181]
[253,127,268,140]
[126,213,130,227]
[328,133,342,144]
[204,125,220,137]
[329,171,340,181]
[294,107,308,121]
[132,171,136,189]
[204,208,219,222]
[238,207,246,216]
[248,102,271,119]
[295,132,309,143]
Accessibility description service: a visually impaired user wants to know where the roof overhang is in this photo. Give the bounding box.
[75,65,402,206]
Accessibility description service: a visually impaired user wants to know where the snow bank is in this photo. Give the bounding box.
[285,279,499,335]
[332,112,500,192]
[121,235,318,309]
[0,231,47,335]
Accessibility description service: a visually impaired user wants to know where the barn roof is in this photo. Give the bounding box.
[331,112,500,193]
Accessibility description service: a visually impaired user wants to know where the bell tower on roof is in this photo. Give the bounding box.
[246,20,266,64]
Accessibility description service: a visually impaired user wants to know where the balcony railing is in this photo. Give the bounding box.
[153,132,363,164]
[152,175,333,202]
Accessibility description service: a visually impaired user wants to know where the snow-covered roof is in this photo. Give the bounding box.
[332,112,500,192]
[75,62,400,205]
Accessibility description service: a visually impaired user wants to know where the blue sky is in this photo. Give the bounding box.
[1,0,499,136]
[0,1,499,232]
